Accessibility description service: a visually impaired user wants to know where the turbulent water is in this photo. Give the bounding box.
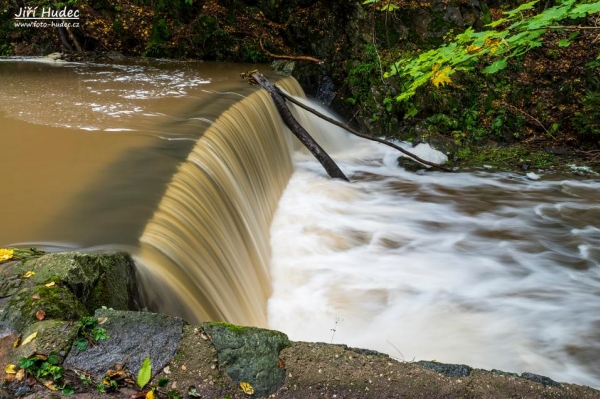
[1,59,599,389]
[269,138,600,388]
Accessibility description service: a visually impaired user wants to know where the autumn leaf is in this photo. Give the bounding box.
[15,369,25,381]
[36,310,46,321]
[97,316,108,325]
[466,44,482,54]
[31,293,40,300]
[13,335,21,348]
[431,64,453,88]
[240,381,254,395]
[145,389,155,399]
[22,271,35,278]
[44,282,56,288]
[4,364,17,374]
[44,381,58,391]
[21,332,37,346]
[0,249,13,262]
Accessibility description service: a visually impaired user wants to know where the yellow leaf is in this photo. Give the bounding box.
[22,271,35,278]
[240,381,254,395]
[13,335,21,348]
[466,44,482,54]
[21,332,37,346]
[44,380,58,391]
[0,249,13,262]
[97,316,108,325]
[431,64,453,88]
[146,390,155,399]
[4,364,17,374]
[44,282,56,288]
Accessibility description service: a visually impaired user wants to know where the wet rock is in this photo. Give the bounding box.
[202,322,290,397]
[398,157,426,172]
[418,360,473,377]
[521,372,562,388]
[64,309,183,381]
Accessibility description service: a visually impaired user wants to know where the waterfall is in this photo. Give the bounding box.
[136,77,330,327]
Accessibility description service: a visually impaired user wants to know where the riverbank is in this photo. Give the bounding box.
[1,251,599,399]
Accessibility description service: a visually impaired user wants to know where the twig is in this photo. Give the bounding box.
[498,100,555,140]
[547,25,600,30]
[259,38,324,64]
[330,317,342,344]
[275,86,453,172]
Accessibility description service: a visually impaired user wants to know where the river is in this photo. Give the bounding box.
[1,58,599,389]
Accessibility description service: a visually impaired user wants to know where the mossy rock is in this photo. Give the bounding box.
[1,285,88,333]
[10,319,78,363]
[202,322,290,397]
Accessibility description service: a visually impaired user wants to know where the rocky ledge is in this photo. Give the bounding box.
[1,251,599,399]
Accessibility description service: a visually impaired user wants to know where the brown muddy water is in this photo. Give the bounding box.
[1,58,600,389]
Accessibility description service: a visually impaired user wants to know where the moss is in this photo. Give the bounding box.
[454,145,557,171]
[206,321,247,333]
[2,285,89,332]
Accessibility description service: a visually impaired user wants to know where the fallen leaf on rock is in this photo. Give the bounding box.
[15,369,25,381]
[106,370,125,379]
[22,271,35,278]
[180,365,187,371]
[26,376,36,386]
[44,381,58,391]
[13,335,21,348]
[34,354,48,361]
[31,293,40,300]
[4,364,17,374]
[97,316,108,325]
[4,374,15,382]
[36,310,45,321]
[0,249,14,261]
[21,332,37,346]
[145,389,155,399]
[278,358,285,368]
[240,381,254,395]
[44,282,56,288]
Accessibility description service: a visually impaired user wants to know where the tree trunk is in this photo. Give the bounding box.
[250,72,349,182]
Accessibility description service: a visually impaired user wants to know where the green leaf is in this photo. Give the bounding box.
[486,18,507,28]
[62,387,75,396]
[482,57,508,74]
[380,3,399,11]
[504,0,539,15]
[404,105,418,119]
[137,357,152,389]
[572,3,600,16]
[75,338,88,351]
[557,39,570,47]
[158,377,169,388]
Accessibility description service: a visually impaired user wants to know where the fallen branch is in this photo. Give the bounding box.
[259,38,324,64]
[274,87,453,172]
[250,72,349,181]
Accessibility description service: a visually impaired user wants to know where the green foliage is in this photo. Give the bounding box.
[572,91,600,136]
[144,19,170,57]
[19,352,64,381]
[75,316,109,351]
[167,389,184,399]
[367,0,600,104]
